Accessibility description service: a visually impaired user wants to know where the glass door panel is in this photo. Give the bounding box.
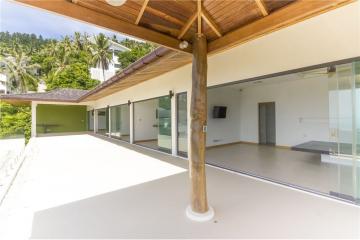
[157,96,172,152]
[110,104,130,142]
[177,93,188,157]
[329,62,360,202]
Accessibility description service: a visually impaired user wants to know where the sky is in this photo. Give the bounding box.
[0,0,134,40]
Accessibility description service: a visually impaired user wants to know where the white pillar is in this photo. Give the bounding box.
[171,92,178,156]
[31,102,37,138]
[130,102,134,144]
[108,106,111,137]
[93,109,97,134]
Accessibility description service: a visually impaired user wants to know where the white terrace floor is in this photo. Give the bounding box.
[0,134,359,239]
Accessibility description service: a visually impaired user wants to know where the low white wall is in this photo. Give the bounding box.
[134,99,158,141]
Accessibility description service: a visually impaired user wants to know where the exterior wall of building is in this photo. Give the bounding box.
[90,41,129,82]
[36,104,87,134]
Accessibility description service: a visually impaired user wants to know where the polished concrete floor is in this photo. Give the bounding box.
[136,140,163,151]
[206,143,356,199]
[0,134,359,239]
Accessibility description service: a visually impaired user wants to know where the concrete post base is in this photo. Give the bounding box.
[185,205,215,222]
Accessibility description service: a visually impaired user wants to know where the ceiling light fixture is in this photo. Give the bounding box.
[179,40,189,50]
[105,0,126,7]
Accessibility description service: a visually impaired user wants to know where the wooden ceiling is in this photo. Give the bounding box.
[17,0,354,54]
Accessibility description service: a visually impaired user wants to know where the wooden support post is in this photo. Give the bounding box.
[187,33,214,221]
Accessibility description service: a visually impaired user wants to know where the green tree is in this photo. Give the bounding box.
[0,45,40,93]
[0,102,31,142]
[91,33,112,82]
[116,39,156,69]
[46,62,99,90]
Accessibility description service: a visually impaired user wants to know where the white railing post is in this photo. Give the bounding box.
[31,102,37,138]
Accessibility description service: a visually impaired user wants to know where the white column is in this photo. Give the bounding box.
[108,106,111,138]
[130,103,134,144]
[171,92,178,156]
[31,102,37,138]
[93,109,97,134]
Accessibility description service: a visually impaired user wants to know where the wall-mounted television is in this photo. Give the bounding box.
[213,106,227,119]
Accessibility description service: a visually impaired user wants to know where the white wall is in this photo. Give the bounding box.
[207,87,242,146]
[238,76,330,147]
[134,99,158,141]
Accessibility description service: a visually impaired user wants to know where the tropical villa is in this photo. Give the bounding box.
[0,0,359,238]
[89,36,130,82]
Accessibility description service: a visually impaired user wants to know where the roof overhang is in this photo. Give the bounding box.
[9,0,356,102]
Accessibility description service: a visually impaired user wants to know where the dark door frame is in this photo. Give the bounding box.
[258,101,276,145]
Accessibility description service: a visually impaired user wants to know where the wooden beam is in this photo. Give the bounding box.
[135,0,149,25]
[201,9,222,37]
[146,5,185,26]
[178,12,197,39]
[208,0,354,54]
[197,0,202,34]
[16,0,192,54]
[254,0,268,16]
[190,33,209,214]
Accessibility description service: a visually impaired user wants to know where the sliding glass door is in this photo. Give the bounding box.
[110,104,130,142]
[134,95,172,153]
[96,107,109,136]
[329,62,360,202]
[177,93,188,157]
[87,110,94,131]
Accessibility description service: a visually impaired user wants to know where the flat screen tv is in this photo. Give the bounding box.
[213,106,227,118]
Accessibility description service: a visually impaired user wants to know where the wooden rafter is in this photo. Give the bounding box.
[197,0,202,34]
[135,0,149,25]
[254,0,268,16]
[178,12,197,39]
[16,0,192,53]
[201,9,222,37]
[208,0,354,54]
[146,6,185,26]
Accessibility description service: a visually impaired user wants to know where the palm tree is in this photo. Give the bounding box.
[0,46,39,93]
[91,33,112,82]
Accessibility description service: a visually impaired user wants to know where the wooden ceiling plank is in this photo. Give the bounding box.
[254,0,269,16]
[201,9,222,37]
[16,0,192,54]
[208,0,354,54]
[178,11,198,39]
[135,0,149,25]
